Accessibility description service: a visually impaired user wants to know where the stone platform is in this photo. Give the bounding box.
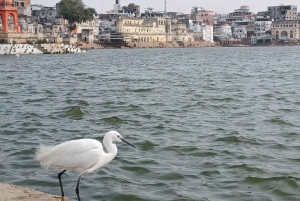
[0,182,70,201]
[38,44,87,54]
[0,44,43,55]
[0,43,87,55]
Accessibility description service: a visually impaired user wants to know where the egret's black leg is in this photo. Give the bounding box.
[75,175,82,201]
[58,170,67,197]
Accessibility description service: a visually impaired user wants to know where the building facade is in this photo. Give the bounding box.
[76,14,100,43]
[227,5,254,23]
[214,24,232,37]
[271,20,300,40]
[254,20,272,36]
[199,10,214,26]
[31,5,57,23]
[171,22,193,42]
[116,16,172,42]
[202,25,213,42]
[233,27,247,39]
[267,5,297,21]
[191,6,203,22]
[189,21,213,42]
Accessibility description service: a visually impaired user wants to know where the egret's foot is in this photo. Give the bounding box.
[54,196,65,201]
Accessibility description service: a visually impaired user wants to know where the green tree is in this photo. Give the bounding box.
[82,7,97,22]
[58,0,97,29]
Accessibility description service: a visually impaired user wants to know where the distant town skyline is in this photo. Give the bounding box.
[31,0,300,14]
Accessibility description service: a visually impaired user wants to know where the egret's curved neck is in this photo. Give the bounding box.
[103,136,118,156]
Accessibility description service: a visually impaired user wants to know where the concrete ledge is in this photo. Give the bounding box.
[0,183,69,201]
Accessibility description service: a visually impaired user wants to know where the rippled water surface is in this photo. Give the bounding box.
[1,47,300,201]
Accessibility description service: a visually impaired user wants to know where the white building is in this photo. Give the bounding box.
[254,20,272,36]
[76,14,101,43]
[214,24,232,37]
[233,26,247,38]
[202,26,213,42]
[189,21,214,42]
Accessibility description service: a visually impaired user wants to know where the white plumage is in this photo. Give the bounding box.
[36,131,136,201]
[36,139,107,175]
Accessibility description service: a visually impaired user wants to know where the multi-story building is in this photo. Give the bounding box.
[76,14,101,43]
[227,5,254,23]
[13,0,31,16]
[191,6,203,22]
[233,21,254,37]
[254,18,272,36]
[31,5,57,23]
[215,13,229,24]
[232,26,247,39]
[116,16,172,43]
[271,20,300,41]
[171,22,193,42]
[199,10,214,26]
[191,6,214,25]
[267,5,297,21]
[214,24,232,37]
[189,21,213,42]
[202,25,213,42]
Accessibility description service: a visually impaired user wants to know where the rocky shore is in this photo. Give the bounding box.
[0,183,69,201]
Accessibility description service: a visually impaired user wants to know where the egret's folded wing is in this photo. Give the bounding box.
[36,139,104,171]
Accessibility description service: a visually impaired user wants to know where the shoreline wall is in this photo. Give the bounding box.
[0,182,67,201]
[0,43,87,55]
[0,44,43,55]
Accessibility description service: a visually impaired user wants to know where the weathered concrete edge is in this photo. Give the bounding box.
[0,182,69,201]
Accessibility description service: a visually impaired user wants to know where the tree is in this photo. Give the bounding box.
[82,7,97,22]
[58,0,97,29]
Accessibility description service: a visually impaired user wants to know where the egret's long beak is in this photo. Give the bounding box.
[121,138,136,148]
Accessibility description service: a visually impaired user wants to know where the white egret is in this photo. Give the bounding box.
[36,131,136,201]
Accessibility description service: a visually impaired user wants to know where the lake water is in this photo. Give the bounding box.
[1,47,300,201]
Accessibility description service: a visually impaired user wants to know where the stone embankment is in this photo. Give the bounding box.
[0,182,68,201]
[0,43,87,55]
[0,44,43,55]
[37,44,87,54]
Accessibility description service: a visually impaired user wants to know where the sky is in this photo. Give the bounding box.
[31,0,300,14]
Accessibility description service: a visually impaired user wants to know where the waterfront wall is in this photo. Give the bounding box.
[0,44,43,55]
[0,44,87,55]
[37,44,86,54]
[126,41,217,48]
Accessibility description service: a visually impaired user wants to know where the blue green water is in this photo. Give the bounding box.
[1,47,300,201]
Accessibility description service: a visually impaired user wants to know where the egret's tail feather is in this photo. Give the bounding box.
[35,145,65,169]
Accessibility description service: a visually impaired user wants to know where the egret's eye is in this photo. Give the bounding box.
[117,135,120,138]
